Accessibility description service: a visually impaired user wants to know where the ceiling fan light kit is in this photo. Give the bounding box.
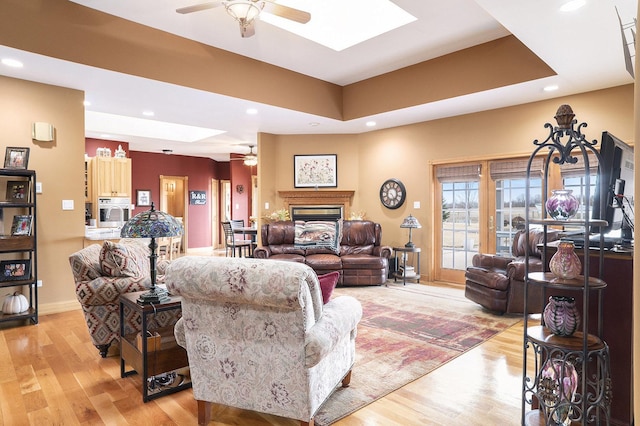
[177,0,310,38]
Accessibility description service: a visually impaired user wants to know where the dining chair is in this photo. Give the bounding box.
[222,221,252,257]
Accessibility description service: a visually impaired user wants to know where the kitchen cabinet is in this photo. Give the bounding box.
[91,156,131,198]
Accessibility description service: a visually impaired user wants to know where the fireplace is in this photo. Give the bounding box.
[291,205,343,221]
[278,190,354,220]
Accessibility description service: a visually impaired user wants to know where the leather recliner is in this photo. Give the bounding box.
[464,229,559,314]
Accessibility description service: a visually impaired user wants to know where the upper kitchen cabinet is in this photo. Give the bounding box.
[90,156,132,198]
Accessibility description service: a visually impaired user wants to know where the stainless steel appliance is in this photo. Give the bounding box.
[97,197,132,228]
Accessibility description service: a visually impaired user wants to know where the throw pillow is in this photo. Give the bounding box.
[294,220,342,253]
[99,241,143,278]
[317,271,340,304]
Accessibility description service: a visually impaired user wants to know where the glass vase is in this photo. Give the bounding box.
[543,295,581,336]
[539,358,579,426]
[549,241,582,279]
[546,189,579,220]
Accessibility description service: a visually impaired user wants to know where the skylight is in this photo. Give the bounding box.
[260,0,417,51]
[85,111,225,142]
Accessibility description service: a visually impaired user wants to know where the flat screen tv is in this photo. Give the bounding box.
[591,131,634,242]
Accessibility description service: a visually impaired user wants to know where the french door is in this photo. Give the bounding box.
[433,157,548,284]
[434,163,484,283]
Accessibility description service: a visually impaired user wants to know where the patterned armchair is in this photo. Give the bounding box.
[166,256,363,426]
[68,239,175,357]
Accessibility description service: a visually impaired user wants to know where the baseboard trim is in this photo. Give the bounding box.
[38,300,81,316]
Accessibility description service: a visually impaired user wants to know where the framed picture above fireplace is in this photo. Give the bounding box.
[294,154,337,188]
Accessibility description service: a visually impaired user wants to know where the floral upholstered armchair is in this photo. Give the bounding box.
[165,256,363,426]
[68,239,176,357]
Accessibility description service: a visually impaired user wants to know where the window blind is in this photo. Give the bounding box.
[489,157,543,180]
[436,164,481,182]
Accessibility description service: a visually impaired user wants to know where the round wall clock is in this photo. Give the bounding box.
[380,178,406,209]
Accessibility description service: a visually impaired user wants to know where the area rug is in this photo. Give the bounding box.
[313,283,520,426]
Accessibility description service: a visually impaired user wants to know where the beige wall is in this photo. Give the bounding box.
[0,75,85,314]
[258,84,635,280]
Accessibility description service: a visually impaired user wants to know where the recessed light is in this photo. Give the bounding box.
[366,121,377,127]
[544,85,559,92]
[309,122,320,127]
[83,101,91,107]
[142,110,155,117]
[1,58,23,68]
[246,108,258,115]
[559,0,586,12]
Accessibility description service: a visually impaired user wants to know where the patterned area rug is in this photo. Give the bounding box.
[313,283,520,426]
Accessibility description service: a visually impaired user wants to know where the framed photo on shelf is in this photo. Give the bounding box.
[3,147,30,170]
[294,154,337,188]
[6,181,29,203]
[11,215,32,236]
[136,189,151,207]
[0,259,31,282]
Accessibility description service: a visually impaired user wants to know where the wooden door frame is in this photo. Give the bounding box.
[159,175,189,253]
[211,178,219,249]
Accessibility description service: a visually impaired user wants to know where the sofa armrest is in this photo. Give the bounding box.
[253,246,271,259]
[305,295,363,368]
[373,245,392,259]
[507,258,544,281]
[472,253,513,270]
[174,317,186,348]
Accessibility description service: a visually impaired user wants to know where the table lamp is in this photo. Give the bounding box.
[400,214,421,248]
[120,202,183,305]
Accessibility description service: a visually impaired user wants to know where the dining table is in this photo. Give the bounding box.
[233,226,258,257]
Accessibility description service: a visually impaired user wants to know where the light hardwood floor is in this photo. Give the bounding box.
[0,283,527,426]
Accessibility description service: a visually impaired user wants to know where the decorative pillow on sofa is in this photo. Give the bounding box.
[294,220,342,253]
[317,271,340,304]
[99,241,143,278]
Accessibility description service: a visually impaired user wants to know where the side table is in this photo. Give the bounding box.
[392,246,421,285]
[119,291,192,402]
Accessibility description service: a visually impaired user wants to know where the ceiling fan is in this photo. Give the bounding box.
[176,1,311,38]
[230,145,258,166]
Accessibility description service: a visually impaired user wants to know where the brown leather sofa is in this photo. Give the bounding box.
[464,229,559,314]
[253,220,392,286]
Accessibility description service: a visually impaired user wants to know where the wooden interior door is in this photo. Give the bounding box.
[160,175,188,253]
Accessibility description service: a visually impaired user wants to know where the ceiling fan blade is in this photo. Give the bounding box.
[240,20,256,37]
[176,1,222,14]
[263,2,311,24]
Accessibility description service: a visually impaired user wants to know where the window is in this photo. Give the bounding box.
[490,157,543,256]
[495,178,542,256]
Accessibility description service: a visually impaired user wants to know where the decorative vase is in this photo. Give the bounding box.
[549,241,582,279]
[539,358,579,426]
[543,296,581,336]
[545,189,579,220]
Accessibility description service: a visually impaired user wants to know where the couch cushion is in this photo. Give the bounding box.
[304,253,342,270]
[340,254,387,269]
[99,241,143,278]
[268,253,306,263]
[294,220,342,254]
[317,271,340,304]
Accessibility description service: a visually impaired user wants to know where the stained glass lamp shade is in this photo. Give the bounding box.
[120,202,183,304]
[400,214,422,248]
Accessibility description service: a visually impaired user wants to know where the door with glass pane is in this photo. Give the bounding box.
[435,163,482,283]
[495,178,542,256]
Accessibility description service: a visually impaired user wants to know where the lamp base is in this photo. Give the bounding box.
[137,286,171,305]
[405,241,415,248]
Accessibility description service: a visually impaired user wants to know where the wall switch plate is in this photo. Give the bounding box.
[265,202,269,210]
[35,182,43,193]
[413,201,421,209]
[37,280,42,287]
[62,199,74,210]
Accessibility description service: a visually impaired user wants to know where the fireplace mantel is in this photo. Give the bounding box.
[278,190,355,218]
